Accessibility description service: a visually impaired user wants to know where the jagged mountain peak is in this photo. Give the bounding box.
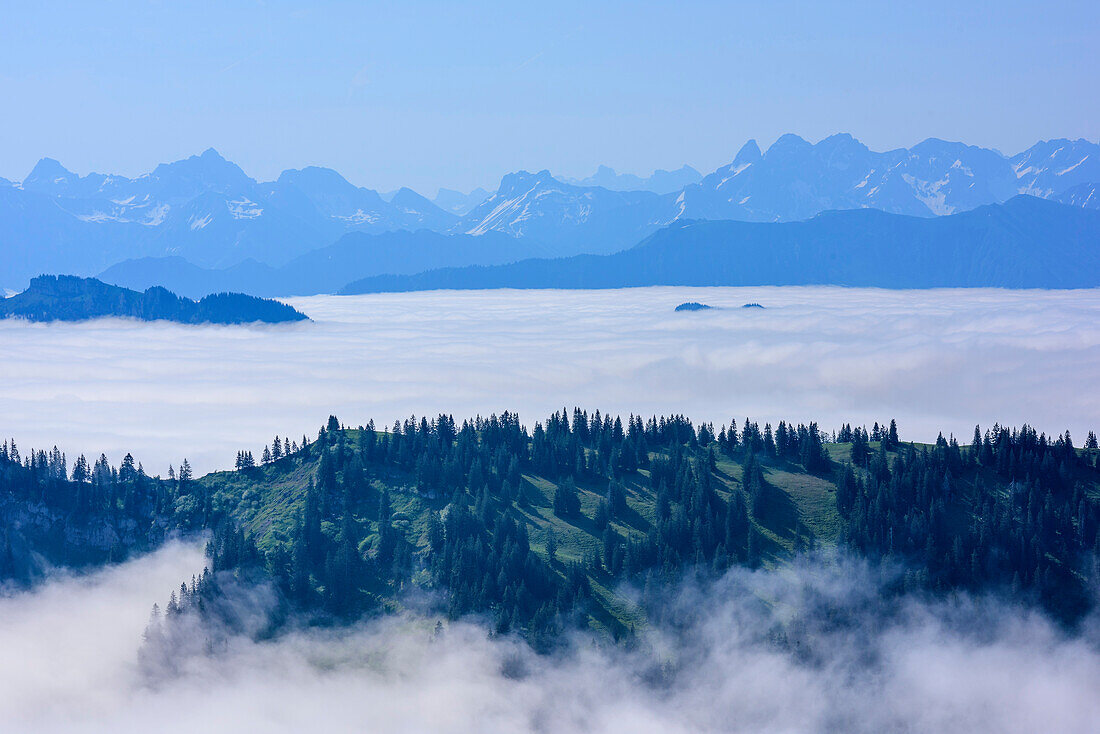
[566,164,702,195]
[188,147,229,163]
[151,149,254,196]
[5,137,1100,292]
[1010,138,1099,196]
[766,133,812,155]
[496,169,559,193]
[679,132,1034,222]
[277,165,358,193]
[390,187,434,208]
[816,132,869,154]
[23,157,77,189]
[908,138,1008,162]
[388,187,457,228]
[1012,137,1097,158]
[732,140,762,166]
[159,147,239,171]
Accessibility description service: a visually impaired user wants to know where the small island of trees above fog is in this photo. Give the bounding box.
[2,409,1098,648]
[674,302,765,311]
[0,275,307,324]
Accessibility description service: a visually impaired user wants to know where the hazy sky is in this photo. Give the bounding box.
[1,1,1097,193]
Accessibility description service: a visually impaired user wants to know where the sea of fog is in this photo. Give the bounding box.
[2,286,1099,475]
[3,541,1099,733]
[3,286,1100,732]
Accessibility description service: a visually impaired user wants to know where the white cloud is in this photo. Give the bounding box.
[2,286,1098,475]
[2,544,1098,733]
[4,285,1099,731]
[0,541,205,727]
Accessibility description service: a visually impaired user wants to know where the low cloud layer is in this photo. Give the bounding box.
[3,286,1099,474]
[2,544,1099,733]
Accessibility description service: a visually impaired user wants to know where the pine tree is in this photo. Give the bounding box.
[72,454,89,485]
[594,498,610,531]
[606,480,627,517]
[552,477,581,518]
[747,525,762,568]
[745,454,768,516]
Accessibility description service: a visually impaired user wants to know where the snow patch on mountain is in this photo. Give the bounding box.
[143,204,170,226]
[189,213,213,230]
[227,198,263,219]
[1057,156,1089,176]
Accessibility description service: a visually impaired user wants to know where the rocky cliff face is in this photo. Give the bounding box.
[0,499,175,581]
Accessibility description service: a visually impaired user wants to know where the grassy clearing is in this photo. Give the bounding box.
[199,436,857,631]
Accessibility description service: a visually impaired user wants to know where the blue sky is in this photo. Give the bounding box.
[1,0,1097,194]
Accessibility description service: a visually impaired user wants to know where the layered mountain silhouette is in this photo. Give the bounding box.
[99,230,549,298]
[563,164,703,194]
[443,136,1098,262]
[452,170,671,255]
[341,197,1100,292]
[671,135,1098,222]
[433,186,491,215]
[2,135,1097,291]
[2,150,462,285]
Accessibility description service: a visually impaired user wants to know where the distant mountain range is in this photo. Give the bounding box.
[433,187,492,216]
[444,136,1098,258]
[99,230,549,299]
[0,275,307,324]
[2,134,1097,291]
[562,164,703,194]
[452,170,671,256]
[340,196,1100,292]
[674,135,1098,222]
[0,150,465,286]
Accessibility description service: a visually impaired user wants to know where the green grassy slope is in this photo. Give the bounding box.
[197,432,846,631]
[203,443,846,558]
[197,421,1100,636]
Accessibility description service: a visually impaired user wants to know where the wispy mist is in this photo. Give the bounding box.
[3,286,1099,474]
[0,541,205,728]
[2,544,1098,733]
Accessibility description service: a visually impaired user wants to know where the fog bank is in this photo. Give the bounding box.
[2,545,1099,733]
[3,286,1098,473]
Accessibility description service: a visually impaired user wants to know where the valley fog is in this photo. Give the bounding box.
[2,286,1098,475]
[2,543,1099,734]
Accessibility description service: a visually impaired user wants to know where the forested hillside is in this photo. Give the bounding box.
[2,410,1097,644]
[0,275,308,324]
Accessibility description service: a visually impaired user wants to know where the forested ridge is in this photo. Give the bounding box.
[2,410,1098,643]
[0,275,308,324]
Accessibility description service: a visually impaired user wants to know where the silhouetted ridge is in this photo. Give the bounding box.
[341,196,1100,292]
[0,275,308,324]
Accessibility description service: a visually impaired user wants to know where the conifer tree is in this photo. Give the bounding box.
[552,477,581,518]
